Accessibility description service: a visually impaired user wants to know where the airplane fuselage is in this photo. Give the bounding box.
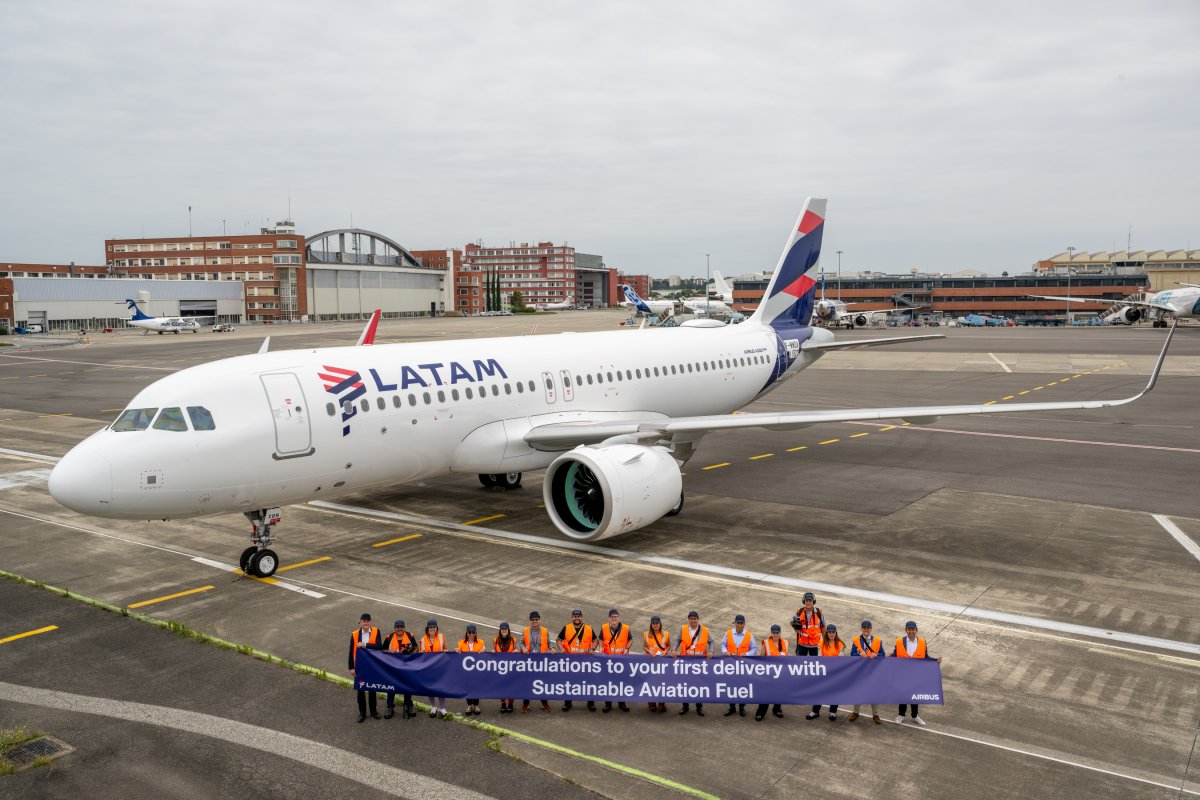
[49,324,829,521]
[129,317,202,333]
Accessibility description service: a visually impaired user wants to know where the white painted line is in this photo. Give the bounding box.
[309,501,1200,657]
[0,354,175,371]
[190,557,326,599]
[0,468,52,490]
[847,421,1200,455]
[0,508,324,600]
[898,719,1200,796]
[0,447,61,464]
[1152,514,1200,565]
[987,353,1012,373]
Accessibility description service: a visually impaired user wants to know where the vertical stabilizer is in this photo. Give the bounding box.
[748,198,826,332]
[124,299,152,321]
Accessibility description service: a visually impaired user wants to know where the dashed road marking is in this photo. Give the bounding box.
[274,556,331,573]
[785,446,807,452]
[818,439,839,445]
[372,534,423,548]
[849,432,870,438]
[0,625,58,645]
[702,463,730,470]
[749,453,774,460]
[463,514,506,525]
[128,585,215,608]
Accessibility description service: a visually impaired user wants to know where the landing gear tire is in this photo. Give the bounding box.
[665,491,685,517]
[496,472,522,490]
[479,474,498,488]
[248,548,279,578]
[239,546,258,572]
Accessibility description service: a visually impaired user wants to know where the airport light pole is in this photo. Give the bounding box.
[836,250,843,302]
[1065,247,1076,326]
[706,253,711,316]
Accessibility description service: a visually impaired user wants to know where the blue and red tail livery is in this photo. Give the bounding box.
[749,197,826,333]
[124,299,152,321]
[320,365,365,436]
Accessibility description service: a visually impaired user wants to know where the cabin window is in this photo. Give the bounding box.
[516,382,524,393]
[451,388,460,401]
[423,392,431,404]
[528,380,535,392]
[616,371,623,382]
[545,377,553,391]
[606,371,613,383]
[112,408,158,431]
[465,387,473,399]
[360,399,369,412]
[491,385,499,396]
[326,403,336,416]
[504,383,512,395]
[625,370,632,380]
[377,397,386,410]
[653,367,660,377]
[587,374,594,385]
[187,406,215,431]
[686,363,693,373]
[343,400,353,415]
[670,365,677,375]
[408,393,417,406]
[392,396,401,408]
[437,390,446,403]
[152,407,188,432]
[563,375,572,388]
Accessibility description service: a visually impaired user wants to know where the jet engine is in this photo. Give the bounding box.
[852,314,869,327]
[1102,306,1142,325]
[814,300,837,320]
[543,444,683,541]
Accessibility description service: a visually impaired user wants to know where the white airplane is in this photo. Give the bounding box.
[1028,285,1200,327]
[50,198,1176,579]
[537,301,575,311]
[811,297,891,329]
[123,299,204,334]
[710,271,735,304]
[620,284,732,317]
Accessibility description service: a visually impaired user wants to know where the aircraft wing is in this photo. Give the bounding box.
[1026,295,1175,312]
[801,333,943,351]
[524,322,1175,451]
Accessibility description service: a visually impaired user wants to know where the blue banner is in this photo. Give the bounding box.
[355,652,943,706]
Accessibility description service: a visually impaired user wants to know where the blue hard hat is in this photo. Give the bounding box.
[499,622,510,630]
[906,621,918,630]
[770,624,781,633]
[466,624,476,632]
[426,619,438,628]
[861,620,872,628]
[826,624,837,633]
[650,615,661,623]
[734,614,745,623]
[393,619,405,628]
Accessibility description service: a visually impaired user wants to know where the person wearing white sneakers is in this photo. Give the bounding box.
[419,619,449,718]
[892,620,942,726]
[847,620,885,725]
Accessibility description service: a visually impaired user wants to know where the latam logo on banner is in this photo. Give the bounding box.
[355,651,944,705]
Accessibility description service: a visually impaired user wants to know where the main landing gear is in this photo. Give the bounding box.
[240,507,282,578]
[479,473,523,490]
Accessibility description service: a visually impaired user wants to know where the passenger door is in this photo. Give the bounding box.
[260,373,314,458]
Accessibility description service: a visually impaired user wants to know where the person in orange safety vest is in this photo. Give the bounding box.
[520,611,553,713]
[790,591,826,656]
[457,625,486,716]
[674,610,712,716]
[755,624,789,721]
[493,622,519,715]
[600,608,632,713]
[642,615,671,713]
[383,619,416,719]
[557,609,597,712]
[847,620,885,725]
[421,619,448,718]
[807,623,846,721]
[892,620,942,727]
[348,612,383,723]
[722,614,757,717]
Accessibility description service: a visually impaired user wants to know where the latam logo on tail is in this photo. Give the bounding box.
[320,365,365,436]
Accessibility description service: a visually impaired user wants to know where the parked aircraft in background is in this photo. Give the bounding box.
[812,298,891,329]
[50,198,1175,580]
[620,284,673,315]
[710,270,735,304]
[123,299,205,334]
[537,301,575,311]
[1028,285,1200,327]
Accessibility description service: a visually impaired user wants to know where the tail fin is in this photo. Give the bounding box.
[620,284,654,315]
[748,198,826,331]
[712,270,734,300]
[124,299,152,321]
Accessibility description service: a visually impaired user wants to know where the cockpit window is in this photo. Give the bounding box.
[112,408,158,431]
[152,407,188,432]
[187,406,216,431]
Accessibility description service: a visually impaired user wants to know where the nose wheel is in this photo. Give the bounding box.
[242,508,283,578]
[478,472,523,490]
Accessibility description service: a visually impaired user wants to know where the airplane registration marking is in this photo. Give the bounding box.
[0,625,58,645]
[749,453,774,460]
[128,585,215,608]
[463,514,506,525]
[273,556,331,572]
[702,463,730,470]
[372,534,422,548]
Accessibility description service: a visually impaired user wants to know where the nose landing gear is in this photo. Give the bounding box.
[241,508,282,578]
[478,472,523,490]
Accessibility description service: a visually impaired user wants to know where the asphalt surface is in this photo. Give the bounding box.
[1,312,1199,800]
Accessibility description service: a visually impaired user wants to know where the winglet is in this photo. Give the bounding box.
[357,309,381,346]
[1139,318,1176,396]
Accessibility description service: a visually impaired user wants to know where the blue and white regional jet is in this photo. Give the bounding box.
[123,299,204,334]
[50,199,1175,578]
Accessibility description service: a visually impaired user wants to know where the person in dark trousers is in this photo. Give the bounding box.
[383,619,416,719]
[348,612,383,722]
[494,622,519,713]
[520,611,553,713]
[722,614,756,717]
[599,609,632,713]
[755,624,788,721]
[557,609,597,712]
[674,611,712,716]
[807,623,846,721]
[848,620,885,725]
[892,620,942,726]
[790,591,825,656]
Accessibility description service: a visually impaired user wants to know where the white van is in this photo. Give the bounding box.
[26,324,43,333]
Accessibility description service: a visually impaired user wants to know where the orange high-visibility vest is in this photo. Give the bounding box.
[494,635,518,653]
[820,639,844,657]
[894,636,927,659]
[643,628,671,655]
[458,638,485,653]
[387,630,413,653]
[680,625,710,656]
[724,629,752,655]
[350,626,381,666]
[560,624,595,653]
[854,635,881,657]
[763,637,787,656]
[795,607,824,647]
[420,633,446,653]
[523,625,551,653]
[601,623,631,654]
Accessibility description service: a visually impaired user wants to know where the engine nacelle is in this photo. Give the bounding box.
[853,314,869,327]
[543,444,683,541]
[814,299,837,320]
[1102,306,1142,325]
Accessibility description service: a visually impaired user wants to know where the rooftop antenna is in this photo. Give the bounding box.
[1127,225,1132,253]
[188,205,193,237]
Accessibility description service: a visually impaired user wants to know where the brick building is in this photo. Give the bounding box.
[461,241,577,314]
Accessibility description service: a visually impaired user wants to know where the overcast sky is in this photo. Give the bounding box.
[2,1,1197,277]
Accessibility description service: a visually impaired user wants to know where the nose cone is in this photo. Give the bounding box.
[49,444,113,515]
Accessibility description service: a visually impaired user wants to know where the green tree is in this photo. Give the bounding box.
[510,291,526,311]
